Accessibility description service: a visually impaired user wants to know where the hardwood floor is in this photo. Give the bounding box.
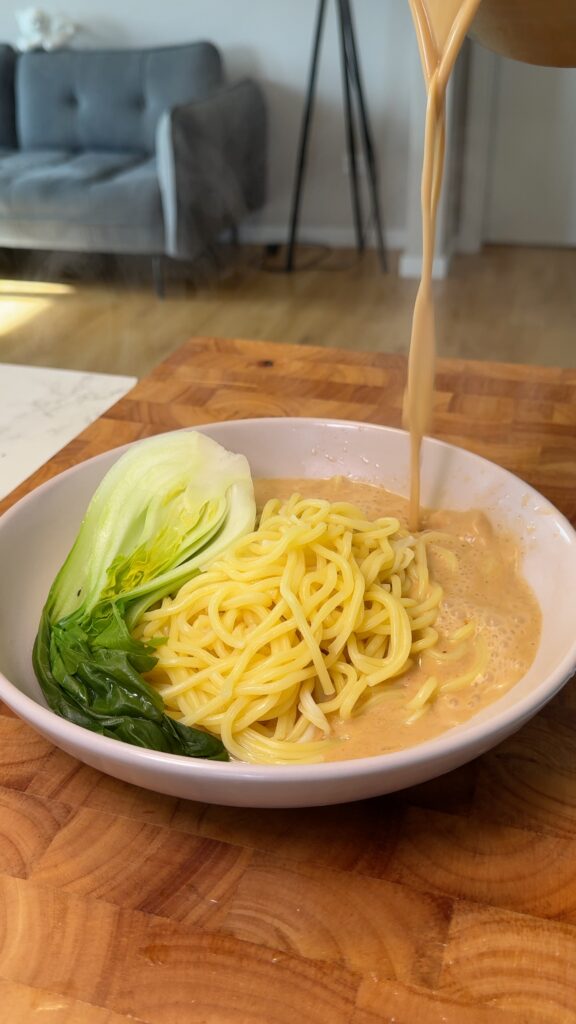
[0,244,574,378]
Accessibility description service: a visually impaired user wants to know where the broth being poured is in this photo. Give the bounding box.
[405,0,482,529]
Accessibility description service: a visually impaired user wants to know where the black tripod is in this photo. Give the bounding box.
[285,0,387,272]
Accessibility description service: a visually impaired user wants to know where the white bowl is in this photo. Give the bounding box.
[1,418,575,808]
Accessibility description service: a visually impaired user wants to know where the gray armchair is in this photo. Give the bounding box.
[0,42,267,288]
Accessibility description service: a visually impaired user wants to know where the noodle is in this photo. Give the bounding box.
[136,493,484,764]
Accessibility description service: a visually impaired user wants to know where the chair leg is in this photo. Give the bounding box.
[152,255,165,299]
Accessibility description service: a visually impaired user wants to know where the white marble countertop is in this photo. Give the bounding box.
[0,363,137,501]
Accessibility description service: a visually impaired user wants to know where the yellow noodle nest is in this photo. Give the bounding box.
[134,493,484,764]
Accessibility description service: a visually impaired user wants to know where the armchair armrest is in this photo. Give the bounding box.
[156,79,267,260]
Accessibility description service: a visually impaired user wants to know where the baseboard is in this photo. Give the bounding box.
[238,223,406,252]
[238,222,455,277]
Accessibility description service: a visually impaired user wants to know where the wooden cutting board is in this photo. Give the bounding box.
[1,336,576,1024]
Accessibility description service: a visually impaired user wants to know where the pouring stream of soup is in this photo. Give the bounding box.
[406,0,481,529]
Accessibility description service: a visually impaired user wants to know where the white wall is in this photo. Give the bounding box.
[484,59,576,246]
[0,0,417,250]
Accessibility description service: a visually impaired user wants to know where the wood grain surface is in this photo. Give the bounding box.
[1,336,576,1024]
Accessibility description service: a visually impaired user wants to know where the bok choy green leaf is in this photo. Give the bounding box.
[33,430,256,760]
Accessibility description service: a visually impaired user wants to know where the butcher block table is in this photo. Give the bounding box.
[1,336,576,1024]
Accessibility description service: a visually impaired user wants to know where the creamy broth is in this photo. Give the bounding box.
[255,477,541,759]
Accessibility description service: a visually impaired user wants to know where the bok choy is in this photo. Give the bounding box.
[33,430,256,760]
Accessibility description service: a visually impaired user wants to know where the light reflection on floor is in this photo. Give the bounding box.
[0,279,74,337]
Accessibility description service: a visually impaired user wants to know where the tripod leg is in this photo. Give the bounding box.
[337,0,364,252]
[285,0,328,272]
[341,0,388,271]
